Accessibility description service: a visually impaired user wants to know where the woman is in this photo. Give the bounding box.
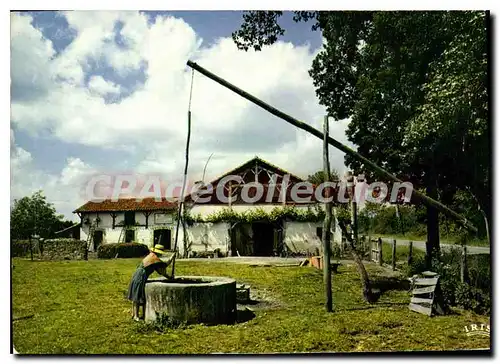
[127,244,176,321]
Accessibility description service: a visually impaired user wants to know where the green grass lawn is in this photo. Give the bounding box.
[12,258,490,354]
[381,242,425,265]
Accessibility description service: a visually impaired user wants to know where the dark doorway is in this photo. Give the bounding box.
[154,229,171,250]
[93,231,103,251]
[125,229,135,243]
[252,223,275,256]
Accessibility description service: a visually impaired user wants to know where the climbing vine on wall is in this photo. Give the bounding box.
[184,205,326,225]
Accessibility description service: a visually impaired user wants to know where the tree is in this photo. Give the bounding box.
[10,191,66,240]
[233,11,489,267]
[307,169,340,185]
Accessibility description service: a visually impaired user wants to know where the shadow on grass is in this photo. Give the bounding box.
[337,302,408,312]
[235,308,256,323]
[372,277,411,294]
[134,308,256,333]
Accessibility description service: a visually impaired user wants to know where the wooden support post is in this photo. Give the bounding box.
[461,245,468,283]
[408,241,413,265]
[392,239,397,271]
[322,115,333,312]
[350,198,358,246]
[370,240,375,262]
[377,237,383,266]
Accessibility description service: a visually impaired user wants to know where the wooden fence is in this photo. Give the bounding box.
[363,236,415,271]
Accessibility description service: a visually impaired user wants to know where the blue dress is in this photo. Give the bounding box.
[127,261,166,304]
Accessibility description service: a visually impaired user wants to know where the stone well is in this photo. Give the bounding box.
[144,276,237,324]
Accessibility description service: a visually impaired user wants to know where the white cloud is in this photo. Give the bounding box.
[10,130,97,220]
[88,75,121,95]
[10,11,351,217]
[10,13,56,102]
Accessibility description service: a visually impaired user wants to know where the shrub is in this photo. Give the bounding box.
[401,253,426,277]
[331,244,342,260]
[194,250,217,259]
[97,243,149,259]
[402,246,491,314]
[11,240,32,257]
[455,282,491,315]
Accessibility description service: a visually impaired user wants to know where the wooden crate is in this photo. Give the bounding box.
[408,271,446,316]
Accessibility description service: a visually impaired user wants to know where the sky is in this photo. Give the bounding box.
[10,10,353,220]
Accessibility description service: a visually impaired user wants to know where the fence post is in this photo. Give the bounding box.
[392,239,397,271]
[377,237,383,266]
[460,245,468,283]
[408,241,413,265]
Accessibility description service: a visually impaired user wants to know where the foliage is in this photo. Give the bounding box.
[97,243,150,259]
[189,249,225,258]
[12,258,490,353]
[185,205,326,224]
[401,253,427,278]
[306,169,340,185]
[402,247,490,315]
[232,11,490,253]
[10,191,72,240]
[11,240,32,257]
[357,200,488,245]
[454,283,491,315]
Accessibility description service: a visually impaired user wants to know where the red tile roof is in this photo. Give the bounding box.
[73,198,178,213]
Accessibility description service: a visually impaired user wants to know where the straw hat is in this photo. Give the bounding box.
[150,244,168,255]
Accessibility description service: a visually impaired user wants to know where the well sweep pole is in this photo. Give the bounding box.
[186,60,477,234]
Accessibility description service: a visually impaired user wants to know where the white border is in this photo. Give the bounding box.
[3,2,498,363]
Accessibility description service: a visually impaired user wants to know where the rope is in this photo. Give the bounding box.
[171,68,195,278]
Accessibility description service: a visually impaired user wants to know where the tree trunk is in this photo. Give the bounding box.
[338,221,375,303]
[322,115,333,312]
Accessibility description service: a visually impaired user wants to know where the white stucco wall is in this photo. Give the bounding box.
[283,220,343,255]
[185,222,230,255]
[79,211,180,252]
[283,221,323,254]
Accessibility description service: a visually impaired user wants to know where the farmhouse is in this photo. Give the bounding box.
[74,156,342,256]
[74,198,178,252]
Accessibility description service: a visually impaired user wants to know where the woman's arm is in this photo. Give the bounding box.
[154,253,176,278]
[155,263,171,279]
[160,252,176,267]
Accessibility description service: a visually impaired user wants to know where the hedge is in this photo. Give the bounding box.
[97,243,150,259]
[11,240,32,257]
